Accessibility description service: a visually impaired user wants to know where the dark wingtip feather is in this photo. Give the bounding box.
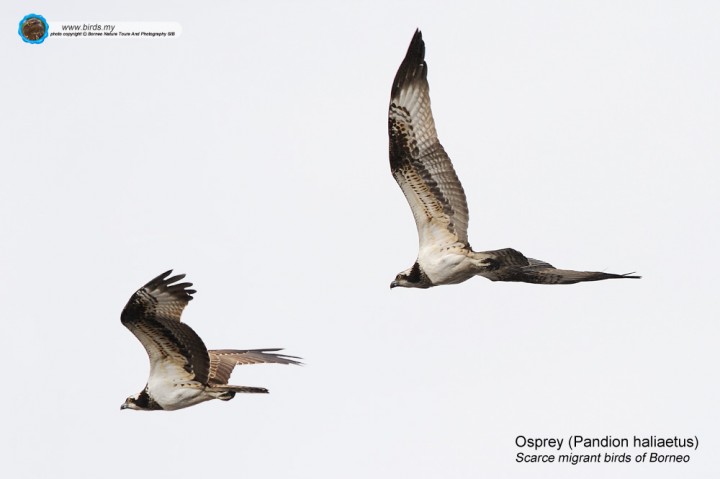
[255,348,304,366]
[391,29,426,100]
[146,269,174,286]
[140,270,196,301]
[595,272,641,281]
[163,274,187,285]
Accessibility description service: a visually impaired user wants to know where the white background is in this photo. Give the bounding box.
[2,1,718,478]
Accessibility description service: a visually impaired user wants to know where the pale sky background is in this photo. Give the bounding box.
[1,1,719,478]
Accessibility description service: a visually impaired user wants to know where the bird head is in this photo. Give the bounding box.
[120,394,143,410]
[120,388,159,411]
[390,262,431,289]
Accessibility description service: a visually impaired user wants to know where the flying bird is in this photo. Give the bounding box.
[388,30,639,289]
[120,270,300,411]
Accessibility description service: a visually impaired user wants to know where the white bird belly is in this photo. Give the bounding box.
[418,246,476,285]
[147,377,210,410]
[147,360,211,410]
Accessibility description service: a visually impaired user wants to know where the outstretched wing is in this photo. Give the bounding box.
[478,250,641,284]
[504,265,641,285]
[121,270,210,384]
[389,29,470,249]
[208,349,302,386]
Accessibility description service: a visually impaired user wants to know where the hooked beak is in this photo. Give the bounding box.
[390,281,398,289]
[120,403,128,410]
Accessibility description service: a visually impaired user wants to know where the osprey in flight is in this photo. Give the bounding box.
[388,30,639,289]
[120,270,300,411]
